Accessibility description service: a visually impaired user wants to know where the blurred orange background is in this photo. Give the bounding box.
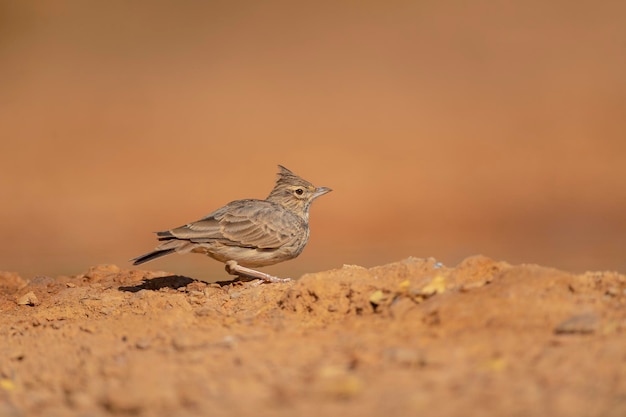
[1,0,625,280]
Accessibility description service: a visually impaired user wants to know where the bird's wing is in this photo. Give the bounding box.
[165,200,301,249]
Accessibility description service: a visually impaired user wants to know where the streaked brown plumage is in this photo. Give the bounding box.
[131,165,331,283]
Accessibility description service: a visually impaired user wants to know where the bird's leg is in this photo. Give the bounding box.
[224,260,291,284]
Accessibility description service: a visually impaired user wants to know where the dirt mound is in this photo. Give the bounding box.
[1,256,625,416]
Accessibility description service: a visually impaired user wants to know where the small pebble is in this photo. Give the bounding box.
[555,313,599,335]
[135,338,152,350]
[17,291,39,306]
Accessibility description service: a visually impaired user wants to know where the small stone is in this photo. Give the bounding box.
[83,264,120,282]
[369,290,387,306]
[80,325,96,333]
[555,313,599,335]
[99,307,114,315]
[135,338,152,350]
[172,333,202,351]
[418,275,446,296]
[17,291,39,306]
[8,351,25,361]
[194,307,220,317]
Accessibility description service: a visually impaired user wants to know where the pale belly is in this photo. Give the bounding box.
[191,241,307,268]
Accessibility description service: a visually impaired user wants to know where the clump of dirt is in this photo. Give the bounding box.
[1,256,625,417]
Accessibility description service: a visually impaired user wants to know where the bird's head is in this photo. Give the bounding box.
[266,165,332,217]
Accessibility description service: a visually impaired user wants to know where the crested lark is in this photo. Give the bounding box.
[131,165,331,283]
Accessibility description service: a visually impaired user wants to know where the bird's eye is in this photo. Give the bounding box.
[294,188,304,196]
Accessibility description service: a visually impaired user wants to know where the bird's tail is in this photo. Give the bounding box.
[131,234,195,266]
[130,248,176,265]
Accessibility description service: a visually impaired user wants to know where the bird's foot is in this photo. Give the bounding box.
[225,260,292,284]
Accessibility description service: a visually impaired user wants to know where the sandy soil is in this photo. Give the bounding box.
[2,4,625,416]
[2,256,625,417]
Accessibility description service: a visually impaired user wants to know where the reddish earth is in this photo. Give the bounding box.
[2,256,625,417]
[2,3,626,415]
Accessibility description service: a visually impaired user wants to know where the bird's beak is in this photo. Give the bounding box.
[313,187,332,199]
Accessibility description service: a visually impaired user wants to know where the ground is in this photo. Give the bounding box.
[1,256,625,417]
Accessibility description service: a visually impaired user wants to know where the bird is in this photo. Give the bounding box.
[131,165,332,283]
